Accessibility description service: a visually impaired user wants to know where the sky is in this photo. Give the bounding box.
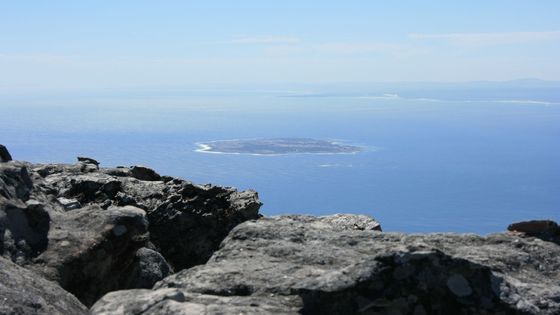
[1,1,559,92]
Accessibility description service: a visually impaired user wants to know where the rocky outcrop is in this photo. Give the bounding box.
[146,183,262,269]
[508,219,560,244]
[0,145,262,308]
[33,160,262,271]
[93,215,560,315]
[0,144,12,162]
[0,255,87,315]
[77,156,99,167]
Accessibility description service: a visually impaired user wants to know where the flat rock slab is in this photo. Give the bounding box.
[93,215,560,315]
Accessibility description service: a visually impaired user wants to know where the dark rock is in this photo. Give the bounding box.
[146,184,261,270]
[0,256,88,315]
[94,215,560,315]
[64,175,123,203]
[161,175,174,183]
[114,191,139,207]
[0,162,33,200]
[120,247,174,289]
[130,165,162,181]
[30,205,149,307]
[77,156,100,167]
[0,198,50,264]
[508,219,559,236]
[0,156,263,310]
[0,144,12,162]
[508,220,560,245]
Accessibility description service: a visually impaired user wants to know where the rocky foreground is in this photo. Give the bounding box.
[1,144,559,315]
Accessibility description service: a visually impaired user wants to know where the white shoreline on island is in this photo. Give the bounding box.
[194,139,374,156]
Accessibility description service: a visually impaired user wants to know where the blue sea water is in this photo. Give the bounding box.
[1,90,559,234]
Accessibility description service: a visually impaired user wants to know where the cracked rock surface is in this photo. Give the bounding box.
[93,216,560,315]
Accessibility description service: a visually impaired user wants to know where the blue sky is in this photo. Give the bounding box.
[1,1,559,91]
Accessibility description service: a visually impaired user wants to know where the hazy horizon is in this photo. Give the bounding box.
[1,1,560,93]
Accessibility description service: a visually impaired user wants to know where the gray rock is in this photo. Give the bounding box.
[94,215,560,315]
[0,144,12,162]
[446,274,473,297]
[318,213,382,231]
[91,289,302,315]
[0,162,33,200]
[29,161,261,273]
[146,182,261,270]
[0,156,262,309]
[30,205,149,306]
[0,198,50,263]
[102,167,132,177]
[62,174,123,204]
[57,197,82,210]
[121,247,174,289]
[0,256,87,315]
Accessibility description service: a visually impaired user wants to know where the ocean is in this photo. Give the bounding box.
[1,87,559,234]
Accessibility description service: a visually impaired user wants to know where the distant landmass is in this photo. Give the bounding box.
[195,138,362,155]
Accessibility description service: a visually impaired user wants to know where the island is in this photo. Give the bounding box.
[195,138,362,155]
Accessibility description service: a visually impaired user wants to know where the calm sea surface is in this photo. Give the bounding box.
[1,92,559,234]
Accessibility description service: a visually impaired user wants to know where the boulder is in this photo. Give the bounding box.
[0,256,87,315]
[508,219,559,236]
[120,247,174,289]
[30,205,149,307]
[77,156,100,167]
[0,144,12,162]
[93,215,560,315]
[508,220,560,244]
